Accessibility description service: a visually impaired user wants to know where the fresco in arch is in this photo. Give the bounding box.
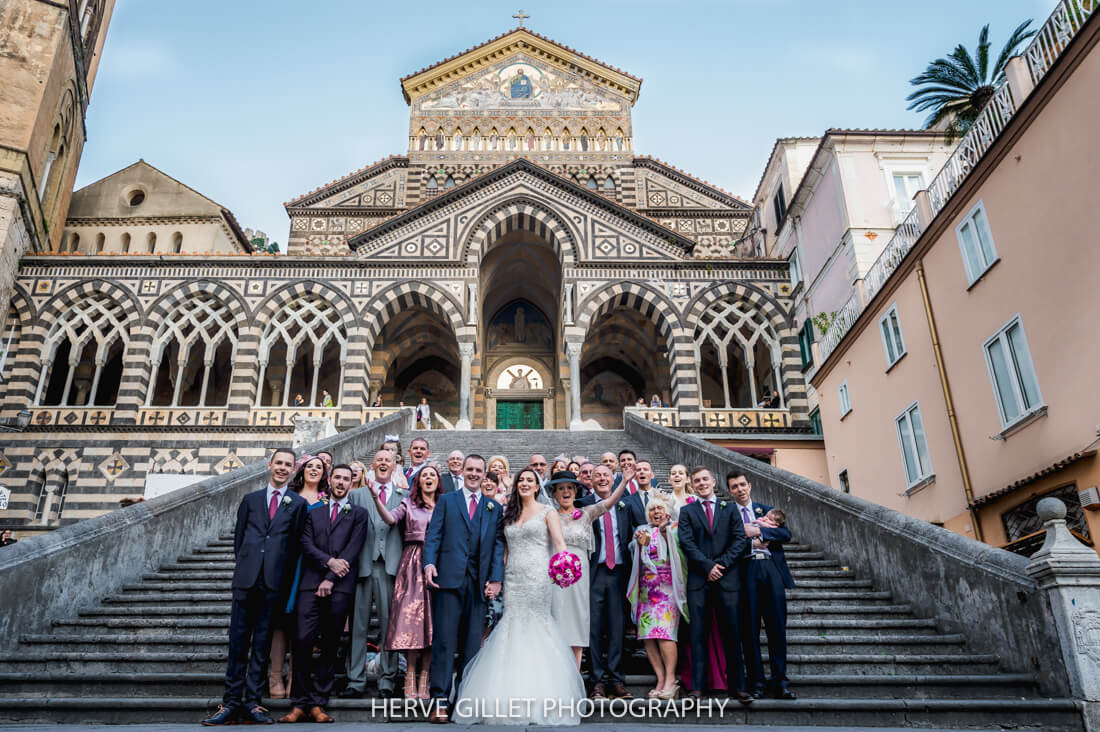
[487,301,553,350]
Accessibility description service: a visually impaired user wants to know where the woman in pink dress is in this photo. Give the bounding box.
[368,463,440,699]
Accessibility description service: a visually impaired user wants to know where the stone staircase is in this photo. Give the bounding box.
[0,430,1083,728]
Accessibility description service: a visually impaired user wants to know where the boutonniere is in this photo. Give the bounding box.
[485,501,495,511]
[616,502,625,511]
[685,496,696,504]
[720,501,728,509]
[342,503,352,514]
[572,509,583,520]
[754,506,764,516]
[318,492,329,504]
[281,495,293,507]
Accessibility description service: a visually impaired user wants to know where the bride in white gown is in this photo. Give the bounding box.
[454,468,587,726]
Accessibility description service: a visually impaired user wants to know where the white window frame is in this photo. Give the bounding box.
[788,248,803,288]
[878,304,907,369]
[895,401,934,489]
[955,200,1000,286]
[838,380,851,418]
[982,314,1045,431]
[891,172,923,217]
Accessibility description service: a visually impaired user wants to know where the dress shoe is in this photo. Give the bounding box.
[243,705,275,724]
[428,703,449,724]
[201,705,238,726]
[589,683,607,699]
[751,687,766,700]
[308,707,334,723]
[607,682,632,699]
[278,707,308,723]
[686,690,703,701]
[731,690,754,705]
[776,687,797,700]
[337,687,364,699]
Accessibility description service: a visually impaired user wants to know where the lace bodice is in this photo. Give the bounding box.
[503,506,554,617]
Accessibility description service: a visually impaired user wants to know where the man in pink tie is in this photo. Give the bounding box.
[343,449,403,698]
[284,465,369,723]
[203,448,308,726]
[587,464,639,700]
[613,450,639,495]
[422,455,505,722]
[677,467,753,705]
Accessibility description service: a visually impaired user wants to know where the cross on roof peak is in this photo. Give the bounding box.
[512,9,530,28]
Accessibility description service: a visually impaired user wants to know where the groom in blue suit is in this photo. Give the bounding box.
[423,454,505,722]
[203,447,309,726]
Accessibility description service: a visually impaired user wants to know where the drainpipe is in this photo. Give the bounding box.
[916,260,981,542]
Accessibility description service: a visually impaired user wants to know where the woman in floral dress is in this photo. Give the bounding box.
[629,495,688,700]
[369,463,440,699]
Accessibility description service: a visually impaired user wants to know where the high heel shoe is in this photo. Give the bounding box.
[268,670,287,699]
[404,670,418,699]
[418,670,430,700]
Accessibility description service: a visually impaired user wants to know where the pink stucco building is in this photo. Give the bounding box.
[810,6,1100,554]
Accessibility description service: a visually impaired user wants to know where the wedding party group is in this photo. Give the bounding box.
[201,435,795,726]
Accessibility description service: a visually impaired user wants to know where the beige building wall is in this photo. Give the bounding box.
[813,18,1100,551]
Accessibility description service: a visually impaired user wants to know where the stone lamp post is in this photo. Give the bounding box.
[1025,497,1100,730]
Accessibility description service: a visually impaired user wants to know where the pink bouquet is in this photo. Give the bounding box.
[548,551,583,589]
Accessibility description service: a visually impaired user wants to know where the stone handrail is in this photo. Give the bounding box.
[624,412,1070,695]
[0,409,414,653]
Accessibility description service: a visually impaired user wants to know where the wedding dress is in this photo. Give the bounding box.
[454,505,586,726]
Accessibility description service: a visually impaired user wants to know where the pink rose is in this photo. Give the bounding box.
[572,509,583,520]
[686,496,696,504]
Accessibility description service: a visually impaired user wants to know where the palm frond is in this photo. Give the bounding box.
[992,19,1037,83]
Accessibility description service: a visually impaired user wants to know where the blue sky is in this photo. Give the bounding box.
[77,0,1053,245]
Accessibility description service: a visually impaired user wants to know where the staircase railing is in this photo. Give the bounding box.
[0,409,414,653]
[623,412,1071,696]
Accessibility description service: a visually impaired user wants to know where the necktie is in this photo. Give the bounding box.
[330,503,339,524]
[741,507,751,524]
[602,512,616,570]
[268,491,279,520]
[628,479,637,495]
[379,485,387,505]
[704,500,714,530]
[469,494,478,520]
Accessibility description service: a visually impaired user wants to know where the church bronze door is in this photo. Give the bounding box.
[496,400,543,429]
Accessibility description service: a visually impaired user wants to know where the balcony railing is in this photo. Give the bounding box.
[701,408,791,430]
[623,406,680,427]
[820,292,863,362]
[1025,0,1097,85]
[864,208,923,303]
[819,0,1094,365]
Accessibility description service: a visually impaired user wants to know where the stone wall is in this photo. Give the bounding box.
[624,412,1071,696]
[0,409,413,653]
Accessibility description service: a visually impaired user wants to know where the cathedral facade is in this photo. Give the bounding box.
[0,29,806,532]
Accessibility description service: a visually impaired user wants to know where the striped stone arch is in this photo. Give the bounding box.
[38,279,143,326]
[574,281,695,410]
[147,279,251,324]
[254,280,358,328]
[685,281,807,421]
[7,283,37,324]
[685,282,794,335]
[362,280,464,352]
[461,197,579,268]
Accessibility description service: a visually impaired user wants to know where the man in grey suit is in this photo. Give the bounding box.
[341,448,403,698]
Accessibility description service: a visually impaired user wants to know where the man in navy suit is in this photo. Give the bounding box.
[422,454,505,723]
[203,447,308,726]
[729,471,796,700]
[587,463,639,700]
[677,467,753,704]
[281,464,369,723]
[404,437,431,484]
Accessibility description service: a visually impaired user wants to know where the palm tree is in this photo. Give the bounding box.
[907,21,1036,139]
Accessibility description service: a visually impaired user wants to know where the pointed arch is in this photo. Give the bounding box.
[362,280,464,352]
[460,197,579,269]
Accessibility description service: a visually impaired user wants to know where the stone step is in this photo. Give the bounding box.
[0,671,1042,701]
[0,649,1002,676]
[53,617,378,632]
[143,571,233,581]
[78,605,230,617]
[786,618,938,632]
[105,593,232,603]
[0,694,1082,729]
